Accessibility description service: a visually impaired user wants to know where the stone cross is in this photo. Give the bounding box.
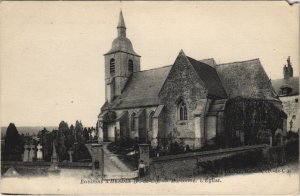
[36,144,43,161]
[91,130,96,139]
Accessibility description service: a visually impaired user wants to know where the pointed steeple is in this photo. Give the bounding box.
[117,10,126,37]
[118,10,126,28]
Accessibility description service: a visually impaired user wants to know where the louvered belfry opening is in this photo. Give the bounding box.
[110,58,115,73]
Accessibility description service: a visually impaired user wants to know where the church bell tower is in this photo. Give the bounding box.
[104,11,141,103]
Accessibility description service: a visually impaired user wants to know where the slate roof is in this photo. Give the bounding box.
[102,65,172,110]
[102,55,280,111]
[207,99,227,116]
[187,56,227,98]
[215,59,278,101]
[105,36,140,56]
[271,77,299,96]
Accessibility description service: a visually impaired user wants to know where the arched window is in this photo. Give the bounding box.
[131,112,136,131]
[110,58,115,73]
[178,100,188,120]
[128,59,134,72]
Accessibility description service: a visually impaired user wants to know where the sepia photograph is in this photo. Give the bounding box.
[0,1,299,195]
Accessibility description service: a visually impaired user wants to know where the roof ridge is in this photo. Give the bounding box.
[272,76,299,81]
[199,58,215,61]
[217,58,260,66]
[133,65,172,73]
[187,56,216,71]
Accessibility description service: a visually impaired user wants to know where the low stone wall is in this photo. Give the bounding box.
[1,161,92,176]
[148,156,198,180]
[2,161,92,168]
[146,145,268,180]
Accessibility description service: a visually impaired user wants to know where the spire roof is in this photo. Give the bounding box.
[117,10,126,29]
[104,10,140,56]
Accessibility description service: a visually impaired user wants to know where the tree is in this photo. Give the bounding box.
[37,128,53,161]
[72,121,91,161]
[74,120,83,143]
[83,128,89,142]
[58,121,69,135]
[4,123,23,161]
[70,124,74,134]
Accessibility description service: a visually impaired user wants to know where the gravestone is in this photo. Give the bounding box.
[85,143,104,178]
[29,144,36,162]
[23,144,30,162]
[138,144,150,176]
[68,150,73,163]
[36,144,43,161]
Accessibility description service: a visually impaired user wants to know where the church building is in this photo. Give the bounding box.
[98,11,286,150]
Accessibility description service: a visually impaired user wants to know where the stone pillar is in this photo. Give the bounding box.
[283,118,287,133]
[269,136,273,147]
[151,118,159,148]
[49,142,60,173]
[29,144,36,162]
[36,144,43,161]
[85,143,104,178]
[23,144,30,162]
[194,114,201,149]
[68,150,73,162]
[138,144,150,176]
[98,121,103,144]
[51,142,58,163]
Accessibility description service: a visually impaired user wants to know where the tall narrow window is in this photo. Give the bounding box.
[131,112,136,131]
[128,59,134,72]
[110,59,115,73]
[178,100,188,120]
[149,111,154,131]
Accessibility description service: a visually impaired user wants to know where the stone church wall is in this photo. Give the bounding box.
[159,54,208,149]
[113,107,157,142]
[280,95,300,132]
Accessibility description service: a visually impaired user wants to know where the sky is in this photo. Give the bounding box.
[0,1,299,127]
